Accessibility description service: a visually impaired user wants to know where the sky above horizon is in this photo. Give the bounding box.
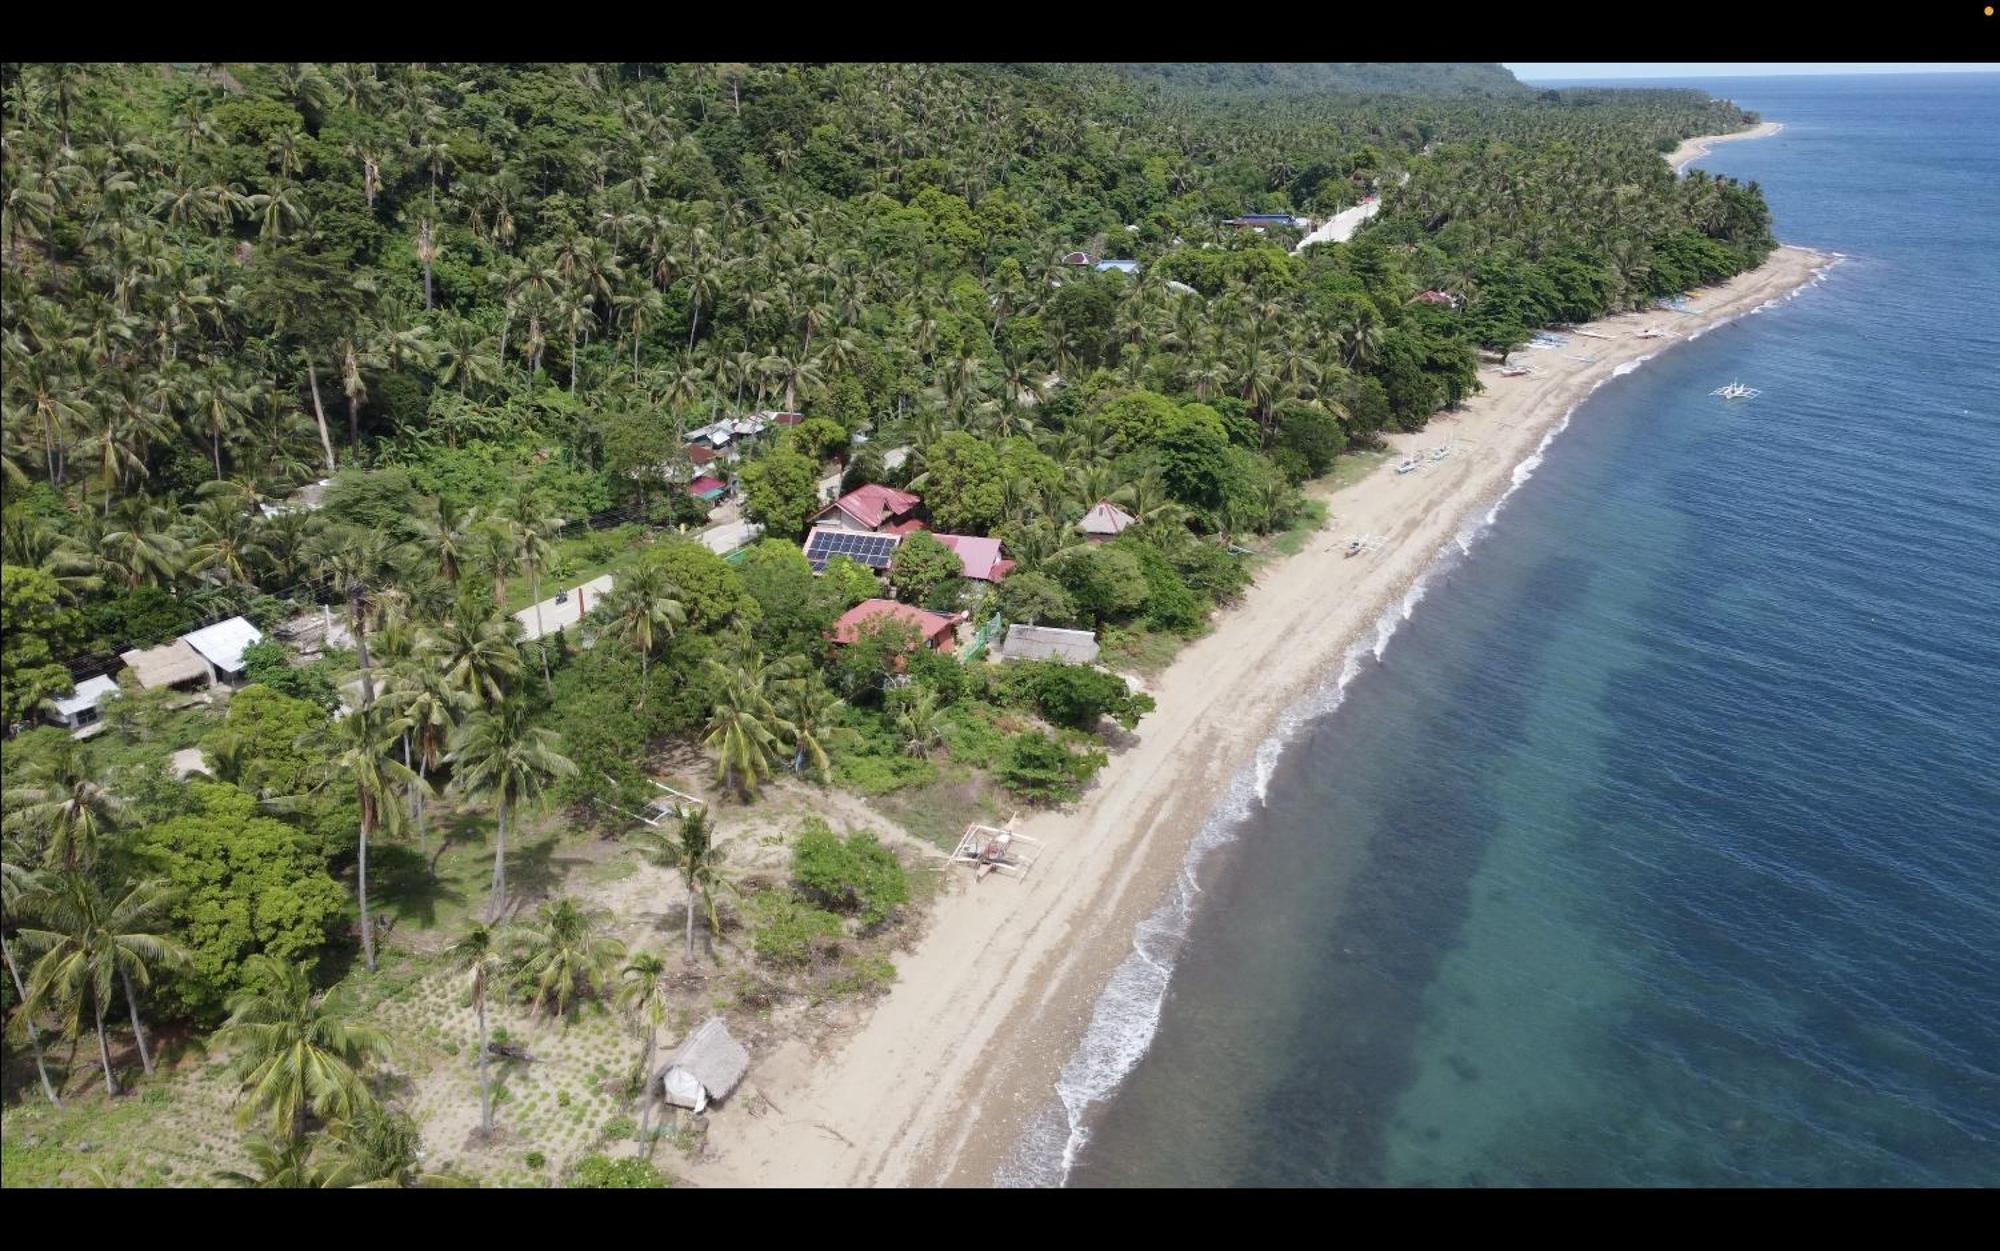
[1506,64,1998,81]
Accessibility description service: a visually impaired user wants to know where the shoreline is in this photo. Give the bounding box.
[676,241,1834,1189]
[1669,121,1784,174]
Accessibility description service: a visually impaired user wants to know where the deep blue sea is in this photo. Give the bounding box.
[1009,74,2000,1187]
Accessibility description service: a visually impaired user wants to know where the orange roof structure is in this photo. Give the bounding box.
[829,599,964,650]
[816,484,922,532]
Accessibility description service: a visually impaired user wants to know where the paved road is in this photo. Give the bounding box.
[514,573,615,642]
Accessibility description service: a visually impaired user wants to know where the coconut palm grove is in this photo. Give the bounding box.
[0,62,1776,1187]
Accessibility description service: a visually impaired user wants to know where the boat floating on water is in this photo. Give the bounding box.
[1710,381,1761,400]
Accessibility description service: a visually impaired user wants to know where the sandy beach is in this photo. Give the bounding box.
[1668,121,1784,174]
[676,236,1831,1188]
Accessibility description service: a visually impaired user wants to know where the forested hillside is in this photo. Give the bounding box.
[1,62,1775,1186]
[1111,62,1531,97]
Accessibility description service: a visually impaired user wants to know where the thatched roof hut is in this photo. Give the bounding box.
[654,1017,748,1112]
[118,639,210,690]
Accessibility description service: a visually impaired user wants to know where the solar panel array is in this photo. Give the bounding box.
[805,528,899,572]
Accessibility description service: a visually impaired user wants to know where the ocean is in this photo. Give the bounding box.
[1005,73,2000,1187]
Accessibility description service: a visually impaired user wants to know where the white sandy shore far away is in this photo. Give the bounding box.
[1670,121,1784,175]
[679,131,1821,1192]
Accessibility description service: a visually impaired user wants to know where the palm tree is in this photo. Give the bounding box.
[0,857,61,1104]
[410,499,478,589]
[506,897,625,1019]
[499,492,564,683]
[599,562,687,695]
[425,607,524,709]
[444,921,505,1139]
[894,687,946,760]
[777,670,840,782]
[383,663,470,857]
[700,645,798,800]
[617,950,669,1136]
[15,871,186,1093]
[3,739,127,872]
[215,1132,329,1188]
[633,809,736,962]
[447,700,577,922]
[212,954,388,1143]
[307,524,397,709]
[319,701,422,973]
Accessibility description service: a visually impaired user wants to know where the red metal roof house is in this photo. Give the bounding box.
[829,599,966,654]
[933,534,1014,583]
[813,484,924,535]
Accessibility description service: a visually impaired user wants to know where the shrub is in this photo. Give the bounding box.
[525,1151,547,1170]
[999,659,1155,731]
[569,1154,671,1188]
[747,889,844,966]
[1000,730,1108,804]
[792,819,909,927]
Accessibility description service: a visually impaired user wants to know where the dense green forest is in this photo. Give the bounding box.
[1111,62,1532,97]
[0,62,1775,1186]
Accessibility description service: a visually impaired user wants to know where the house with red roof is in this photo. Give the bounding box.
[933,534,1014,583]
[813,484,925,535]
[829,599,966,654]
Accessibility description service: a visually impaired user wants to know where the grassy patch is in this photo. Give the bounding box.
[1098,625,1190,678]
[1268,497,1330,557]
[1322,447,1394,493]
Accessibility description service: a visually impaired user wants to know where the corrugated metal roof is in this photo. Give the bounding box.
[51,674,120,718]
[181,616,264,675]
[1000,625,1100,664]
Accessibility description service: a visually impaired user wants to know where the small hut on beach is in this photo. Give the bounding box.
[655,1017,749,1113]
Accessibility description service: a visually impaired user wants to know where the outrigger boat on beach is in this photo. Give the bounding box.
[1634,324,1672,340]
[1394,455,1424,474]
[1344,533,1384,558]
[1710,381,1761,400]
[1498,363,1534,377]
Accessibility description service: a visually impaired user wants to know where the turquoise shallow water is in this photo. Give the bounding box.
[1035,74,2000,1188]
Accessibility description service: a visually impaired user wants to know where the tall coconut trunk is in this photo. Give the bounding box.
[350,586,375,708]
[488,798,508,923]
[120,967,155,1077]
[2,933,60,1105]
[530,568,550,684]
[687,300,702,349]
[475,985,493,1137]
[92,990,117,1096]
[684,879,696,962]
[358,795,377,973]
[415,754,430,859]
[305,358,338,473]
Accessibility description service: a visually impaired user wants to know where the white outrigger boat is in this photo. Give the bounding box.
[1710,381,1761,400]
[1498,362,1534,377]
[1634,324,1672,340]
[1395,454,1424,474]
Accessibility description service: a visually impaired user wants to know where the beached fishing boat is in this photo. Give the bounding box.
[1499,363,1533,377]
[1395,455,1424,474]
[1710,381,1761,399]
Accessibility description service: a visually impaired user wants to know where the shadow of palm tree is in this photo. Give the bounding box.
[431,811,492,876]
[501,835,589,917]
[378,844,467,930]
